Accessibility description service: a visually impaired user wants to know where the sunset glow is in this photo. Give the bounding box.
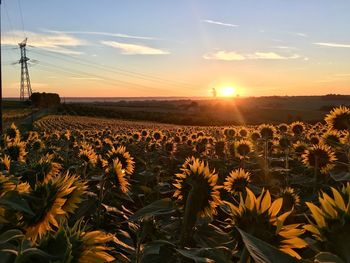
[219,86,236,97]
[1,1,349,97]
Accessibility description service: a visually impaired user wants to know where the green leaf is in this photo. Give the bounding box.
[0,229,24,245]
[237,228,299,263]
[130,198,175,221]
[176,247,232,263]
[0,191,34,216]
[314,252,345,263]
[330,171,350,182]
[175,248,214,263]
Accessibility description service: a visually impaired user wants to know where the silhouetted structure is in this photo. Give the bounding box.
[30,92,60,108]
[212,87,217,98]
[18,38,32,101]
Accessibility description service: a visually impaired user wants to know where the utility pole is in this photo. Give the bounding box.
[0,0,3,134]
[18,38,32,101]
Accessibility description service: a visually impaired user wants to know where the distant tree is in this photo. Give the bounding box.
[30,92,60,108]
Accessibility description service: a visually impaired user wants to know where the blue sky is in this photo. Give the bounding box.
[2,0,350,97]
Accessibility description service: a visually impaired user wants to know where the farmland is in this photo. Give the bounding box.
[0,106,349,262]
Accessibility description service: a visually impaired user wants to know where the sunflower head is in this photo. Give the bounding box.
[325,106,350,132]
[153,131,163,141]
[291,121,305,136]
[173,158,221,218]
[239,128,248,138]
[304,185,350,261]
[250,131,261,142]
[235,140,253,158]
[106,159,130,194]
[278,124,288,133]
[224,128,236,139]
[79,147,98,166]
[227,188,307,259]
[321,130,342,148]
[293,141,308,157]
[259,124,276,140]
[39,223,115,263]
[278,187,301,212]
[31,154,61,183]
[106,146,134,175]
[5,123,21,140]
[224,168,251,195]
[5,138,27,162]
[302,144,337,174]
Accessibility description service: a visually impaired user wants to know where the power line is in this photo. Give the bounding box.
[28,46,197,89]
[34,60,173,93]
[17,0,25,36]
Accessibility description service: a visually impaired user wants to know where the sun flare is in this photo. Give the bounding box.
[220,86,236,97]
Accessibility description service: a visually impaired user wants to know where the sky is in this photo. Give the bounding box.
[1,0,350,97]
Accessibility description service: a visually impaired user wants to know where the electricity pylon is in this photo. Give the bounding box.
[18,38,32,101]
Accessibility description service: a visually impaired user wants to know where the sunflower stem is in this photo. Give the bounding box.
[240,246,250,263]
[180,187,202,247]
[313,157,318,194]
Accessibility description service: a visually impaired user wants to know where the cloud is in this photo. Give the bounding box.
[203,51,245,61]
[202,19,238,28]
[314,42,350,48]
[203,50,300,61]
[101,41,169,55]
[43,29,159,41]
[251,52,300,60]
[2,30,84,55]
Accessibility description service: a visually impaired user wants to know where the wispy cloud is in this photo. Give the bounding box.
[202,19,238,28]
[101,41,170,55]
[2,30,84,55]
[203,51,245,61]
[203,50,300,61]
[43,29,159,41]
[314,42,350,48]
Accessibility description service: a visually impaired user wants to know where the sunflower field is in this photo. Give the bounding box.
[0,106,350,263]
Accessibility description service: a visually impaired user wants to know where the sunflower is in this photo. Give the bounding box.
[79,147,98,166]
[278,124,288,133]
[235,140,253,158]
[39,223,115,263]
[5,123,20,140]
[58,174,87,214]
[325,106,350,132]
[227,188,307,259]
[173,157,221,218]
[278,187,301,212]
[106,146,134,175]
[321,130,342,148]
[292,141,308,157]
[302,144,337,174]
[106,159,130,194]
[224,128,236,139]
[32,154,61,183]
[224,168,251,195]
[304,185,350,261]
[5,138,27,162]
[22,175,76,242]
[259,124,276,140]
[290,121,305,137]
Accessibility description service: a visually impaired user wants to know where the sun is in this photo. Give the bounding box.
[220,86,236,97]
